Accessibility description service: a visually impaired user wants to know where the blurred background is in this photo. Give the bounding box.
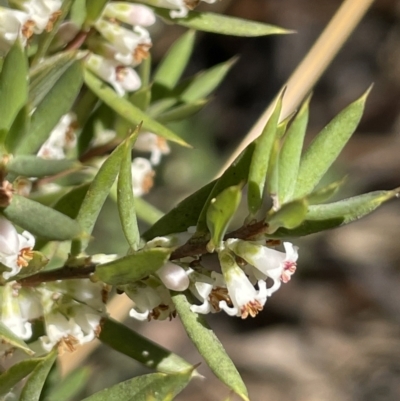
[81,0,400,400]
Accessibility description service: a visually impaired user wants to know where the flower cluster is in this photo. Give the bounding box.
[127,233,298,320]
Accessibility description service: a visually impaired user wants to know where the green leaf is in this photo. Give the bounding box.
[128,85,152,111]
[265,199,308,234]
[153,30,195,90]
[0,40,28,139]
[156,99,208,123]
[45,367,90,401]
[71,136,130,254]
[95,247,171,285]
[138,54,151,87]
[206,184,242,252]
[293,88,371,198]
[142,180,216,241]
[271,188,400,237]
[29,51,81,109]
[179,58,236,103]
[0,358,43,396]
[247,93,283,215]
[100,318,193,373]
[172,293,249,401]
[84,0,108,27]
[306,177,346,205]
[81,370,192,401]
[154,8,291,37]
[117,129,140,250]
[147,98,177,117]
[18,60,84,155]
[5,105,30,154]
[83,69,189,147]
[3,194,81,240]
[197,142,256,233]
[278,96,310,203]
[19,349,57,401]
[7,156,79,178]
[0,321,34,356]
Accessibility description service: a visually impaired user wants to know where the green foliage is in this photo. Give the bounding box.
[0,322,34,356]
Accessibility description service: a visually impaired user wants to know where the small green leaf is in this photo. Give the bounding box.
[29,51,81,109]
[100,318,193,373]
[19,349,57,401]
[5,105,30,154]
[95,247,171,285]
[197,142,256,233]
[128,85,152,111]
[117,129,140,250]
[7,156,79,178]
[271,188,400,237]
[293,88,371,198]
[155,8,291,37]
[81,370,192,401]
[0,322,34,356]
[0,40,28,139]
[156,99,208,123]
[3,195,81,240]
[306,177,346,205]
[147,98,177,118]
[172,293,249,401]
[278,96,310,203]
[153,30,196,90]
[206,184,242,252]
[179,57,236,103]
[247,93,283,215]
[138,54,151,87]
[265,199,308,234]
[0,358,43,396]
[84,69,189,147]
[72,136,130,254]
[18,61,84,155]
[142,180,216,241]
[84,0,108,27]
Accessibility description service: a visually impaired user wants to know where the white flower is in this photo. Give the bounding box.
[135,132,170,165]
[131,157,155,197]
[145,230,192,249]
[226,239,298,295]
[104,3,156,27]
[156,262,189,291]
[125,282,175,321]
[0,7,30,50]
[86,54,141,96]
[0,216,35,280]
[218,249,267,319]
[153,0,218,19]
[37,113,77,159]
[95,19,151,66]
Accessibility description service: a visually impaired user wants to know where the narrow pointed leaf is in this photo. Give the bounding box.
[156,99,208,123]
[19,349,57,401]
[18,61,83,155]
[0,358,43,396]
[153,30,195,89]
[0,40,28,138]
[51,184,90,219]
[172,293,249,401]
[84,70,189,147]
[100,318,193,373]
[72,136,132,254]
[0,322,34,356]
[142,180,216,241]
[138,54,151,87]
[293,88,370,198]
[117,130,140,250]
[84,0,108,27]
[271,188,400,237]
[179,58,236,103]
[206,185,242,252]
[306,177,346,205]
[7,156,79,178]
[3,195,81,240]
[29,51,81,109]
[81,370,192,401]
[5,105,30,153]
[95,247,171,285]
[265,199,308,234]
[248,94,283,214]
[278,96,310,203]
[197,142,256,233]
[147,98,177,117]
[154,8,290,37]
[128,85,152,111]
